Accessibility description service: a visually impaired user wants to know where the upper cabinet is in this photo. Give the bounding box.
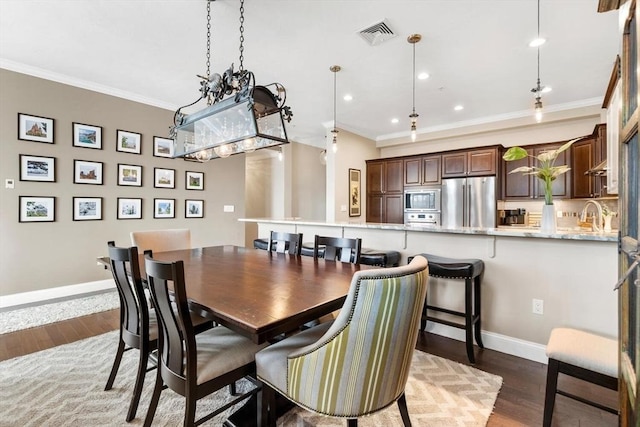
[604,56,620,195]
[404,154,441,186]
[571,123,610,198]
[441,147,498,178]
[366,159,404,224]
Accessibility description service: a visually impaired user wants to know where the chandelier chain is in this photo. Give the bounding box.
[412,42,416,114]
[206,0,212,105]
[239,0,245,72]
[333,69,337,129]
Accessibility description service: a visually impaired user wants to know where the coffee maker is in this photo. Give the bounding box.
[499,209,526,226]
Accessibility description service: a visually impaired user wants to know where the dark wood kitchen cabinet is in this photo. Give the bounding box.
[404,154,441,186]
[571,137,596,198]
[442,147,498,178]
[366,159,403,223]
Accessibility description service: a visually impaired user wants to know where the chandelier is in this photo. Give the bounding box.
[171,0,293,161]
[330,65,341,153]
[408,34,421,142]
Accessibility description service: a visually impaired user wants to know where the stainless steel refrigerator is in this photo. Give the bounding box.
[441,176,496,228]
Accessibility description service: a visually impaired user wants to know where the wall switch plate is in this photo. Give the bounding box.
[532,298,544,315]
[5,179,14,189]
[223,205,235,213]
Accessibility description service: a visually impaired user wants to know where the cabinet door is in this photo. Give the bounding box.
[367,162,384,194]
[571,139,595,198]
[385,159,404,193]
[422,155,441,185]
[366,194,384,222]
[468,148,497,176]
[404,157,422,186]
[442,152,467,177]
[503,149,533,198]
[534,145,570,199]
[384,194,404,224]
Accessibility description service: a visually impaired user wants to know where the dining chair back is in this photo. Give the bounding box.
[130,228,191,253]
[313,235,362,264]
[267,231,303,255]
[255,255,429,426]
[143,253,267,427]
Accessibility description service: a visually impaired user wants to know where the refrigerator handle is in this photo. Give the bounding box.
[465,182,471,227]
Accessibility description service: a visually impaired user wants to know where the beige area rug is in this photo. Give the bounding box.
[0,331,502,426]
[0,291,120,334]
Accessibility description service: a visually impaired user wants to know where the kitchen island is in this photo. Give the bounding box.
[241,218,617,363]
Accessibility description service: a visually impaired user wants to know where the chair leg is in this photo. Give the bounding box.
[473,275,484,348]
[184,393,197,427]
[126,346,149,421]
[143,368,164,427]
[397,393,412,427]
[229,381,237,396]
[464,279,475,364]
[543,358,560,427]
[104,338,125,390]
[261,383,277,427]
[347,419,358,427]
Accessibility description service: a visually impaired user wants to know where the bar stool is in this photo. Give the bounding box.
[410,253,484,363]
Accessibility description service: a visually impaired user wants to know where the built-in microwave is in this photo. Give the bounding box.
[404,187,441,212]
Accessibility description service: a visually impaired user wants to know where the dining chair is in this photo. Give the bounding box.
[104,242,214,422]
[143,253,268,427]
[313,235,362,264]
[255,255,429,426]
[267,231,303,255]
[130,228,191,253]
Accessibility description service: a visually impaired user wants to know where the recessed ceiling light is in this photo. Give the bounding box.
[343,94,353,101]
[529,37,546,47]
[417,72,429,80]
[391,118,399,124]
[454,105,464,111]
[541,86,552,93]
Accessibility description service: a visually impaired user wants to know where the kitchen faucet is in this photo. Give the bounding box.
[579,200,603,232]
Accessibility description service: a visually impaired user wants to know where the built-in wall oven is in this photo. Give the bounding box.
[404,187,441,226]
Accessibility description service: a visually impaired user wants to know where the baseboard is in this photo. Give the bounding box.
[0,279,116,310]
[425,323,548,365]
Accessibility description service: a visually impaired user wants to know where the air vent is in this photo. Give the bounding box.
[357,19,397,46]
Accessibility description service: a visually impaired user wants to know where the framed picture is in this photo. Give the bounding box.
[20,155,55,182]
[185,171,204,190]
[116,129,142,154]
[18,113,54,143]
[349,168,361,217]
[73,197,103,221]
[74,160,104,185]
[73,123,102,149]
[154,168,175,189]
[153,136,175,158]
[117,198,142,219]
[154,198,175,219]
[118,164,142,186]
[185,199,204,218]
[19,196,55,222]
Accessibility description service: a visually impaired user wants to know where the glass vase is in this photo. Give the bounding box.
[540,204,557,234]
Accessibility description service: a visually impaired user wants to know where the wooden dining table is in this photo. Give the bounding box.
[135,245,373,344]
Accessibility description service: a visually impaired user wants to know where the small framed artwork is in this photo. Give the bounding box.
[117,197,142,220]
[185,199,204,218]
[73,122,102,149]
[185,171,204,190]
[20,155,56,182]
[154,168,175,189]
[73,197,103,221]
[153,136,175,158]
[348,168,361,217]
[118,164,142,186]
[74,160,104,185]
[116,129,142,154]
[18,113,54,144]
[19,196,55,222]
[154,198,175,219]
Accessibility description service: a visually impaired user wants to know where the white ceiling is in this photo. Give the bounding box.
[0,0,621,148]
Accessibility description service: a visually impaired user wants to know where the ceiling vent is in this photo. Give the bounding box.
[357,19,397,46]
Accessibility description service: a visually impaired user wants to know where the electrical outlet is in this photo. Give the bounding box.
[532,299,544,315]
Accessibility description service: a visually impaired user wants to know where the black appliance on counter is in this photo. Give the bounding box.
[499,209,527,225]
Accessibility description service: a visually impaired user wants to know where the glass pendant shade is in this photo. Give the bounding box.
[173,86,289,159]
[534,97,543,123]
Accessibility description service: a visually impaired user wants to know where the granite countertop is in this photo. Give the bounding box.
[239,218,618,242]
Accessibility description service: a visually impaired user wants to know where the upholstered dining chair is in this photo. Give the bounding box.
[143,253,268,427]
[267,231,303,255]
[313,235,362,264]
[255,255,429,426]
[130,228,191,253]
[104,242,214,422]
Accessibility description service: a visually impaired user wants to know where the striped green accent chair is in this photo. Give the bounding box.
[256,255,429,426]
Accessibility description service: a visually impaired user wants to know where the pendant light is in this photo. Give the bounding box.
[330,65,341,153]
[408,34,421,142]
[531,0,545,123]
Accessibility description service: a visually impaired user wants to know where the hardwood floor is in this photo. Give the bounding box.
[0,310,618,426]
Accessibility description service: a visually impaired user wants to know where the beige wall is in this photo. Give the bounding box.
[0,69,246,297]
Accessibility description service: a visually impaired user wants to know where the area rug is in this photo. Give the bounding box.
[0,291,119,334]
[0,331,502,426]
